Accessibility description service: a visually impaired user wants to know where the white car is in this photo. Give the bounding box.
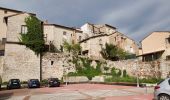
[154,78,170,100]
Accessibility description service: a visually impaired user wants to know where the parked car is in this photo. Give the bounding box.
[28,79,40,88]
[154,78,170,100]
[7,79,21,89]
[48,78,60,87]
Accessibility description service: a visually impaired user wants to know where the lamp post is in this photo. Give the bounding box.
[135,59,139,87]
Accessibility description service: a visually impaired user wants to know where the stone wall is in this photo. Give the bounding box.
[0,56,4,78]
[106,59,170,79]
[42,53,75,80]
[2,43,40,82]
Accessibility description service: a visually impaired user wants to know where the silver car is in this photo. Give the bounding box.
[154,78,170,100]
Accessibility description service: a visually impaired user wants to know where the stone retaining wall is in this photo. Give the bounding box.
[106,59,170,79]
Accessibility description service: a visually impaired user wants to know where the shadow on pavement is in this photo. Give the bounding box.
[0,92,13,100]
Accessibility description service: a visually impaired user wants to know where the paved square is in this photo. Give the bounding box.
[0,84,154,100]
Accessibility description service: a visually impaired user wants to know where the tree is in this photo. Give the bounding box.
[63,41,82,56]
[100,43,129,61]
[19,16,45,56]
[19,16,45,80]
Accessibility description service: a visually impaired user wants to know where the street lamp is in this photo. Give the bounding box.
[135,59,139,87]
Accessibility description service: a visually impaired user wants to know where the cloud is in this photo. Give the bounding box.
[0,0,170,42]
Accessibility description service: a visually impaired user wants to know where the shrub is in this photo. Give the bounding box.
[41,79,48,86]
[68,58,102,80]
[21,81,28,84]
[111,67,121,77]
[2,82,8,85]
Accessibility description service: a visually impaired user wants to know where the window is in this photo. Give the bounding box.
[21,25,27,34]
[63,31,67,35]
[51,61,54,65]
[4,10,7,14]
[99,39,102,45]
[114,37,116,42]
[2,38,6,44]
[79,36,82,41]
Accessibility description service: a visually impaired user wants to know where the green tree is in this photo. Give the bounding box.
[19,16,45,55]
[63,41,81,56]
[100,43,130,61]
[19,16,45,80]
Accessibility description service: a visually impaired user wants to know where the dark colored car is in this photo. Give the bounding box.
[48,78,60,87]
[28,79,40,88]
[7,79,21,89]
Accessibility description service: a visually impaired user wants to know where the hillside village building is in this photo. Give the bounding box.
[0,7,140,82]
[2,13,40,81]
[0,7,35,52]
[140,31,170,61]
[43,24,83,51]
[80,23,139,60]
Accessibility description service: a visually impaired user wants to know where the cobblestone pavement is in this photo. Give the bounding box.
[0,84,154,100]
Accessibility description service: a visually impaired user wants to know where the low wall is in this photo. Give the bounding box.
[107,59,170,79]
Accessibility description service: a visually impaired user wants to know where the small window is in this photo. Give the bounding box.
[166,38,170,44]
[4,10,7,14]
[114,37,116,42]
[166,56,170,60]
[79,36,82,41]
[2,38,6,44]
[63,31,67,35]
[51,61,54,65]
[21,25,27,34]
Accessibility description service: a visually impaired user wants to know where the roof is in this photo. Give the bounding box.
[79,31,117,43]
[140,50,165,56]
[116,31,136,43]
[105,24,116,29]
[140,31,170,43]
[0,6,35,15]
[86,22,117,29]
[44,24,82,33]
[4,12,36,18]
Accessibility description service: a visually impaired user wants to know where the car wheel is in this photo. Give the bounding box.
[159,94,170,100]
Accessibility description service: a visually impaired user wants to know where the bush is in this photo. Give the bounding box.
[21,81,28,84]
[105,76,163,84]
[68,58,102,80]
[139,78,163,84]
[111,67,121,77]
[2,82,8,85]
[105,76,136,83]
[41,79,48,86]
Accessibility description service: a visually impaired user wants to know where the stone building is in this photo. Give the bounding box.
[2,13,40,82]
[80,23,138,60]
[0,7,35,52]
[140,31,170,61]
[43,24,83,51]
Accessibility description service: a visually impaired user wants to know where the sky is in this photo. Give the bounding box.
[0,0,170,43]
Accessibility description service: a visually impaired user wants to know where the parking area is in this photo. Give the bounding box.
[0,84,154,100]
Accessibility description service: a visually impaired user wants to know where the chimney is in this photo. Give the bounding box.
[44,20,48,24]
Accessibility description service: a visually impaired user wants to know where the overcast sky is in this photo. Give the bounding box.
[0,0,170,43]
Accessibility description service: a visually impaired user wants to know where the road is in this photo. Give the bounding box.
[0,84,154,100]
